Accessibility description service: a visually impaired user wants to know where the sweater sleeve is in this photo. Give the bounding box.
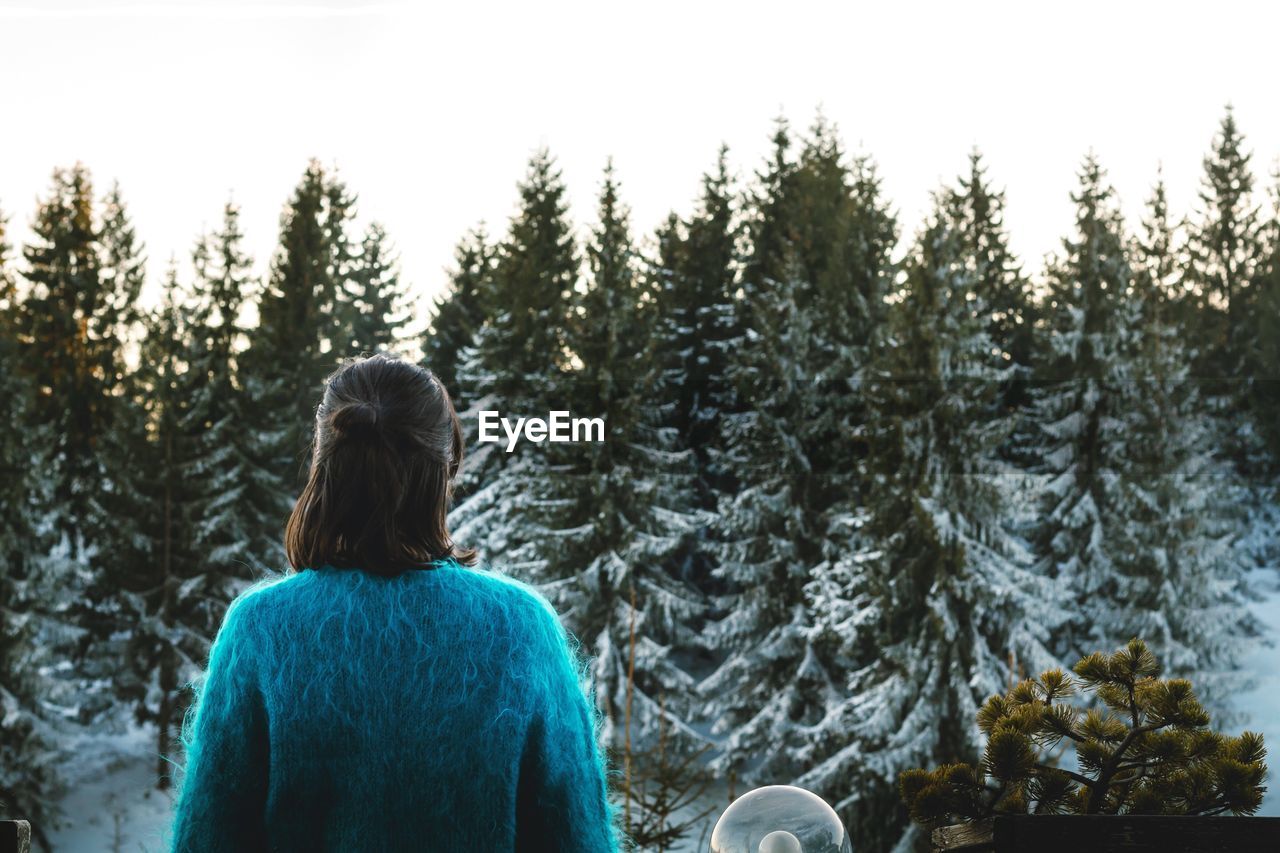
[515,596,624,853]
[170,592,270,853]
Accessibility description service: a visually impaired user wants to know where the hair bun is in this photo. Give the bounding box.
[331,401,381,441]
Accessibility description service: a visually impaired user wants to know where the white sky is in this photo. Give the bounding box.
[2,0,1278,327]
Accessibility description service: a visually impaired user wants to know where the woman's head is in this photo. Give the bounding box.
[285,353,477,574]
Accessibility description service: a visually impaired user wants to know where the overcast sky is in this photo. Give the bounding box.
[2,0,1278,326]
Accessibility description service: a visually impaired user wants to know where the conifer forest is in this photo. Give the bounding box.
[2,109,1280,852]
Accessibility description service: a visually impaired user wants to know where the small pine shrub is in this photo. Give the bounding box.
[899,638,1267,826]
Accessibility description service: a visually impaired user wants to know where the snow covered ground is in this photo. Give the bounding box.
[45,725,174,852]
[1233,567,1280,817]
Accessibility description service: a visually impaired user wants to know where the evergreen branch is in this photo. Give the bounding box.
[1034,763,1093,788]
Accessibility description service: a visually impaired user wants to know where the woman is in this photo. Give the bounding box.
[170,353,623,852]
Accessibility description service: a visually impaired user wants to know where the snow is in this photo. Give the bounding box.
[1233,567,1280,817]
[666,778,731,852]
[45,724,174,852]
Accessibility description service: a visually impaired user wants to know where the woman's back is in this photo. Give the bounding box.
[170,559,621,852]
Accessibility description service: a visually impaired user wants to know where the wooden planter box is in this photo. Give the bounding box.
[932,814,1280,853]
[0,822,30,853]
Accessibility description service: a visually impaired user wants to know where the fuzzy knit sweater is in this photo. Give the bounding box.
[169,559,624,852]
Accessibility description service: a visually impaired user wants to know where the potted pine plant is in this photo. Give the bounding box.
[898,638,1279,852]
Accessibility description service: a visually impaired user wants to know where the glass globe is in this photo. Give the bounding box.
[709,785,853,853]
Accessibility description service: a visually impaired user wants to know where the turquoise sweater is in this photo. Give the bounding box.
[169,560,624,852]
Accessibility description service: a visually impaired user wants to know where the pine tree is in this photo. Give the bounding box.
[1182,114,1280,634]
[700,117,897,803]
[98,182,148,356]
[13,169,148,728]
[1118,178,1255,692]
[529,163,707,761]
[1131,172,1184,331]
[344,222,411,356]
[1032,157,1252,690]
[243,161,359,493]
[461,148,577,413]
[649,146,742,510]
[948,151,1037,414]
[14,165,132,554]
[0,203,59,850]
[100,263,207,788]
[322,172,359,359]
[1031,156,1136,659]
[1186,108,1263,430]
[699,124,823,793]
[798,187,1061,852]
[185,203,289,579]
[642,146,743,641]
[900,639,1268,823]
[85,183,156,648]
[449,149,579,565]
[423,227,493,406]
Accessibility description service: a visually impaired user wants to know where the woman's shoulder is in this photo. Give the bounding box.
[215,571,300,627]
[442,559,561,627]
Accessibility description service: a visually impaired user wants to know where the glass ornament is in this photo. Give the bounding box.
[708,784,852,853]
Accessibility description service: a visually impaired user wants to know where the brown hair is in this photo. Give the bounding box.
[285,353,477,574]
